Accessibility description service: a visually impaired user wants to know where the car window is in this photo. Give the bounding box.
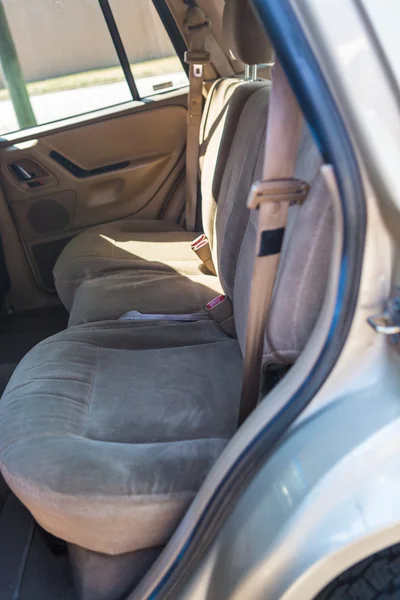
[0,0,188,136]
[110,0,188,99]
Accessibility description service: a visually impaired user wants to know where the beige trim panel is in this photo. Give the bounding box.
[1,103,187,234]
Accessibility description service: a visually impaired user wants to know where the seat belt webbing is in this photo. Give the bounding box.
[184,2,210,231]
[119,311,210,322]
[238,61,309,425]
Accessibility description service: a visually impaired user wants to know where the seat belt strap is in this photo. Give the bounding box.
[238,61,309,425]
[184,2,210,231]
[120,311,210,322]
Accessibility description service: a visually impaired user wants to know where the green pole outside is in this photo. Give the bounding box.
[0,1,36,129]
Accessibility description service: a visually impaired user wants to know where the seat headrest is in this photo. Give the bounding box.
[223,0,274,65]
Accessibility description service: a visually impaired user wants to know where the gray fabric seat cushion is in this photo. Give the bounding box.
[54,222,204,311]
[69,270,223,326]
[0,320,242,555]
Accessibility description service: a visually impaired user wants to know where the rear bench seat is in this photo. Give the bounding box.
[54,1,275,325]
[54,77,265,316]
[0,0,335,596]
[0,132,333,555]
[68,84,272,326]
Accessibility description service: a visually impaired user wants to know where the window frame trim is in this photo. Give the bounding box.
[98,0,141,102]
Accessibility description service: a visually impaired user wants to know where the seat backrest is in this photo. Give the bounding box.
[198,0,274,256]
[232,125,335,364]
[199,78,267,248]
[213,83,271,297]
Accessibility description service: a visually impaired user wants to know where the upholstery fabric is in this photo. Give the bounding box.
[233,127,334,363]
[69,270,223,326]
[0,320,242,555]
[266,172,334,363]
[200,78,268,250]
[54,226,203,311]
[68,542,162,600]
[223,0,274,65]
[215,85,271,298]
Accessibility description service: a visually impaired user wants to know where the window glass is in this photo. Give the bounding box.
[110,0,188,98]
[0,0,187,136]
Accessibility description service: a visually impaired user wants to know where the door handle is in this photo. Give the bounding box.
[10,162,34,181]
[9,159,53,189]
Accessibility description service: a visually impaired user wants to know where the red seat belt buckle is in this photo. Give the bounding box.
[191,234,208,251]
[206,295,235,337]
[206,295,226,311]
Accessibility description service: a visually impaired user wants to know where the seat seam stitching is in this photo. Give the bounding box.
[0,433,231,455]
[34,339,237,352]
[0,432,74,456]
[2,461,207,503]
[83,346,99,436]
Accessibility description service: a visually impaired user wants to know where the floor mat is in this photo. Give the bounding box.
[0,308,75,598]
[0,489,77,600]
[0,305,68,393]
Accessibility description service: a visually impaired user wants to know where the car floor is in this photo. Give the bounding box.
[0,304,77,599]
[0,484,77,600]
[0,305,69,395]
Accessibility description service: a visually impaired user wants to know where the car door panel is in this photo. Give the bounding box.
[0,94,187,291]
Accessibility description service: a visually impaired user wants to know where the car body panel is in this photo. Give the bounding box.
[181,352,400,600]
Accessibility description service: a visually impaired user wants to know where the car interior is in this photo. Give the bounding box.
[0,0,335,598]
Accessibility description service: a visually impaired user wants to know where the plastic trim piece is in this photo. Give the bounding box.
[49,150,129,179]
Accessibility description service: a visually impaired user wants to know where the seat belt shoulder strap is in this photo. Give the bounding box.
[239,61,308,424]
[184,2,210,232]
